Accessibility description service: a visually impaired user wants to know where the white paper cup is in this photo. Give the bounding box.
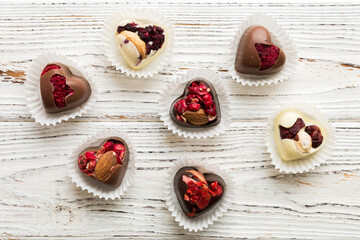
[25,52,97,126]
[165,157,235,232]
[102,8,174,78]
[158,69,232,139]
[229,13,298,86]
[265,103,336,173]
[67,129,136,200]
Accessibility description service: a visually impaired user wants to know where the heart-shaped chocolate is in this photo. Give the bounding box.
[274,109,326,161]
[115,21,167,70]
[40,63,91,114]
[235,25,286,75]
[170,78,221,128]
[77,137,129,188]
[174,167,225,218]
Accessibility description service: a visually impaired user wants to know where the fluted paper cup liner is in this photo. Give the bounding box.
[102,8,174,78]
[67,129,136,200]
[165,157,235,232]
[158,69,231,139]
[265,103,336,173]
[25,52,97,126]
[229,13,298,86]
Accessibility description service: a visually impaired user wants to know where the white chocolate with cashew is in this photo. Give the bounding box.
[115,19,167,70]
[273,109,326,161]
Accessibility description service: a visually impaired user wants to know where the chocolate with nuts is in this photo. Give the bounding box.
[174,167,225,218]
[115,21,166,70]
[170,78,221,128]
[274,109,326,161]
[78,137,129,188]
[235,25,286,75]
[40,63,91,114]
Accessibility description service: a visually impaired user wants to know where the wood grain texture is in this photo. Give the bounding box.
[0,1,360,239]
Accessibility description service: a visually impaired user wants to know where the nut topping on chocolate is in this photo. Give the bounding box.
[174,167,225,218]
[170,79,221,128]
[115,21,166,70]
[77,137,129,187]
[274,109,326,161]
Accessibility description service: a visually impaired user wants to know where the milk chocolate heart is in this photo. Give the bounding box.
[115,21,167,70]
[40,63,91,114]
[274,109,326,161]
[170,78,221,128]
[77,137,129,188]
[174,167,225,218]
[235,25,286,75]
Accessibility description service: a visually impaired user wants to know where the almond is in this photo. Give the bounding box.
[94,151,118,183]
[120,30,146,59]
[183,109,209,126]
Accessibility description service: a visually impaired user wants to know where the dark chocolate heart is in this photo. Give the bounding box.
[235,25,286,75]
[174,166,225,218]
[77,137,129,188]
[40,62,91,114]
[170,78,221,128]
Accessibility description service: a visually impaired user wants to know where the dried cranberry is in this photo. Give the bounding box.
[254,43,280,70]
[305,125,324,148]
[279,118,305,140]
[49,74,74,108]
[117,26,125,33]
[123,22,138,32]
[137,28,149,41]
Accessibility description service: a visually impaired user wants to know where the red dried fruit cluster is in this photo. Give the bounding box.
[174,81,217,122]
[78,140,126,175]
[183,172,223,213]
[49,74,74,108]
[279,118,305,141]
[305,125,324,148]
[41,64,61,76]
[254,43,280,70]
[117,22,165,55]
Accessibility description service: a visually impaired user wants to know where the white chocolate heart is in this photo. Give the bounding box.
[115,19,167,70]
[274,109,326,161]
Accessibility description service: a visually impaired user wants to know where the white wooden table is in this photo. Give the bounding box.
[1,1,360,239]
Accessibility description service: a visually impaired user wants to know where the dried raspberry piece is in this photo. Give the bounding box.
[305,125,324,148]
[49,74,74,108]
[41,64,61,76]
[279,118,305,140]
[205,106,217,116]
[188,82,200,94]
[254,43,280,70]
[188,103,200,111]
[78,155,88,170]
[174,99,187,114]
[202,93,212,101]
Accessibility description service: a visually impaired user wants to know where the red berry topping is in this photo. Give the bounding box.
[254,43,280,70]
[49,74,74,108]
[279,118,305,141]
[117,22,165,54]
[41,64,61,76]
[183,170,223,211]
[78,140,126,175]
[305,125,324,148]
[174,81,218,125]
